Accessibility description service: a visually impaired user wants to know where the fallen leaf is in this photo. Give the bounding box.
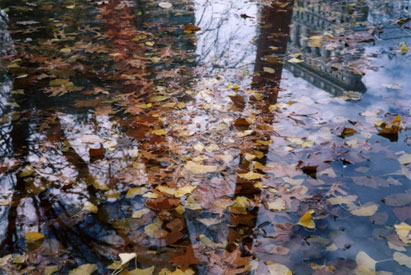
[393,252,411,268]
[184,25,201,32]
[132,208,151,218]
[394,222,411,244]
[384,193,411,207]
[399,42,408,54]
[351,203,379,216]
[44,265,59,275]
[297,210,315,229]
[68,264,98,275]
[398,154,411,165]
[119,253,136,266]
[127,266,155,275]
[355,251,377,274]
[175,186,197,197]
[238,171,264,180]
[82,203,98,213]
[267,198,286,211]
[184,161,218,174]
[158,2,172,9]
[25,232,45,243]
[266,261,292,275]
[198,218,223,227]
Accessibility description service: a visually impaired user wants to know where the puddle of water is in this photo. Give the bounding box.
[0,0,410,274]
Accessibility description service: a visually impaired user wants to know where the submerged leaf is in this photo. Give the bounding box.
[184,161,217,174]
[393,252,411,268]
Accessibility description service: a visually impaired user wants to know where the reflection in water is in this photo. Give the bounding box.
[0,0,410,274]
[285,0,367,95]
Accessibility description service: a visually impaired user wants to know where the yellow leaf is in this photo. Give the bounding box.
[193,142,205,152]
[308,35,322,47]
[19,165,35,177]
[238,171,264,180]
[68,264,98,275]
[184,196,202,210]
[175,205,185,215]
[144,223,166,238]
[297,210,315,229]
[288,57,304,63]
[351,203,378,216]
[205,144,219,152]
[152,129,167,136]
[127,266,155,275]
[175,186,197,197]
[327,195,357,210]
[126,187,147,198]
[143,192,158,199]
[0,255,12,268]
[398,153,411,165]
[44,265,59,275]
[60,48,71,53]
[82,203,98,213]
[244,153,256,161]
[25,232,45,243]
[230,196,249,214]
[149,96,168,102]
[267,198,286,211]
[132,208,150,218]
[184,161,218,174]
[231,84,239,90]
[216,155,233,164]
[157,185,176,196]
[119,253,136,266]
[266,261,293,275]
[400,42,408,54]
[394,222,411,244]
[393,252,411,268]
[355,251,376,274]
[263,67,275,74]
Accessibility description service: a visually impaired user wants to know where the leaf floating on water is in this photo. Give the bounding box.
[68,264,98,275]
[44,265,59,275]
[184,161,217,174]
[398,154,411,165]
[158,1,172,9]
[394,222,411,244]
[266,261,293,275]
[184,24,201,32]
[355,251,377,274]
[297,210,315,229]
[308,35,322,48]
[378,115,401,136]
[238,171,264,180]
[351,203,379,216]
[119,253,136,266]
[132,208,150,218]
[25,232,45,243]
[267,198,286,211]
[399,42,408,55]
[198,218,223,227]
[152,129,167,136]
[149,96,169,102]
[175,185,197,197]
[393,252,411,268]
[128,266,155,275]
[19,165,35,177]
[82,203,98,213]
[339,127,357,138]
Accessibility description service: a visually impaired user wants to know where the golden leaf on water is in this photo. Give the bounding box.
[44,265,59,275]
[400,42,408,54]
[25,232,45,243]
[267,198,286,211]
[351,203,378,216]
[393,252,411,268]
[266,261,293,275]
[132,208,150,218]
[119,253,136,266]
[127,266,155,275]
[82,203,98,213]
[238,171,264,180]
[152,129,168,136]
[68,264,98,275]
[355,251,377,274]
[297,210,315,229]
[184,161,218,174]
[394,222,411,244]
[175,186,197,197]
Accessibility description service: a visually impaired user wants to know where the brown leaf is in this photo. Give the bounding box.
[184,24,201,31]
[171,245,201,270]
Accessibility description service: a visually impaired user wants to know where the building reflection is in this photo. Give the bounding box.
[285,0,368,95]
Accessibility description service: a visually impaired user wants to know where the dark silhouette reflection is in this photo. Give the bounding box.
[226,0,295,256]
[285,0,368,95]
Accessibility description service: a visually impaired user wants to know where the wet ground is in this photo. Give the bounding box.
[0,0,410,274]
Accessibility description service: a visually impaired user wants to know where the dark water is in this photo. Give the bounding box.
[0,0,410,274]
